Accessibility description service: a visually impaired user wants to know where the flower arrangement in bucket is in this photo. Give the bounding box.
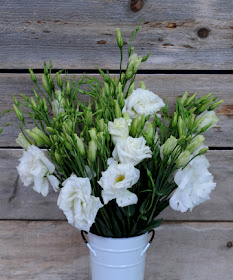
[1,22,223,280]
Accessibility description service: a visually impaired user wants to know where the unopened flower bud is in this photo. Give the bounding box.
[184,93,196,107]
[178,116,184,137]
[32,127,51,146]
[140,81,146,90]
[43,98,48,113]
[29,68,37,83]
[42,74,50,94]
[116,28,123,48]
[143,122,155,146]
[55,150,63,165]
[57,74,63,88]
[88,140,97,162]
[125,53,142,80]
[13,104,24,122]
[49,77,55,91]
[163,136,177,156]
[89,128,97,141]
[44,61,49,75]
[176,151,191,168]
[208,100,224,111]
[129,117,139,137]
[114,100,122,118]
[198,147,209,155]
[180,91,188,105]
[186,135,205,154]
[66,80,71,96]
[128,82,135,96]
[16,132,32,150]
[74,134,86,156]
[46,127,56,134]
[25,129,44,146]
[13,96,20,106]
[86,111,93,126]
[171,112,178,128]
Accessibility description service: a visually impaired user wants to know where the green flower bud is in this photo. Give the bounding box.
[97,132,105,154]
[116,28,123,48]
[29,68,37,83]
[198,147,209,155]
[49,77,55,91]
[97,118,106,132]
[184,93,196,107]
[42,74,50,95]
[171,112,178,128]
[16,132,32,150]
[180,91,188,105]
[55,150,63,165]
[30,97,37,109]
[188,114,195,130]
[89,128,97,141]
[66,80,71,96]
[189,107,197,114]
[177,135,186,145]
[57,74,63,88]
[120,73,125,84]
[176,151,191,168]
[125,53,142,80]
[62,119,73,134]
[186,135,205,154]
[163,136,177,156]
[64,141,73,151]
[13,104,24,122]
[43,98,48,113]
[46,127,56,134]
[13,96,20,106]
[88,140,97,162]
[86,111,93,126]
[74,134,85,156]
[140,81,146,90]
[130,117,139,137]
[208,100,224,111]
[25,129,44,146]
[142,122,155,146]
[44,61,49,75]
[114,100,122,118]
[178,116,184,137]
[20,94,30,102]
[123,112,131,121]
[32,127,51,146]
[104,82,109,96]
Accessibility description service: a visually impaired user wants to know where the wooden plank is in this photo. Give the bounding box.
[0,74,231,147]
[0,149,232,221]
[0,221,233,280]
[1,1,233,69]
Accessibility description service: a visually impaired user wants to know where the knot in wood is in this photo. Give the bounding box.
[129,0,144,13]
[197,28,210,39]
[226,242,232,248]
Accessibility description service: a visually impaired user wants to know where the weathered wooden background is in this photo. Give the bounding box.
[0,1,233,279]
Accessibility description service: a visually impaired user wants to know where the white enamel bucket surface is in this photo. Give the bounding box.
[81,230,154,280]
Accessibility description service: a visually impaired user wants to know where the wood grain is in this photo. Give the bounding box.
[0,149,232,221]
[0,220,233,280]
[1,0,233,69]
[0,74,231,147]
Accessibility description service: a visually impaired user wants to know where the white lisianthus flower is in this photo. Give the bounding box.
[17,145,59,196]
[113,136,152,166]
[98,161,140,207]
[169,156,216,212]
[58,174,103,232]
[196,110,218,131]
[108,117,132,145]
[122,88,165,119]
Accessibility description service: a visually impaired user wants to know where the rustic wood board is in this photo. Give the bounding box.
[0,221,233,280]
[1,0,233,69]
[0,74,231,147]
[0,149,232,221]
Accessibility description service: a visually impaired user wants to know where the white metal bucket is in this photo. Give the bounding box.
[81,230,154,280]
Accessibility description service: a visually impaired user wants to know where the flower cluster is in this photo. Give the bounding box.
[4,24,223,237]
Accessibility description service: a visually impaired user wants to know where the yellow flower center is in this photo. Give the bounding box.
[116,175,125,182]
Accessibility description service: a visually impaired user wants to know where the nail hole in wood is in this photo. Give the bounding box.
[129,0,144,13]
[227,242,232,248]
[197,28,210,39]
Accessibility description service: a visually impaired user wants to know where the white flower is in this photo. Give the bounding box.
[196,110,218,131]
[108,118,132,145]
[57,174,103,232]
[52,99,64,117]
[98,161,140,207]
[17,145,59,196]
[169,156,216,212]
[113,136,152,166]
[122,88,165,119]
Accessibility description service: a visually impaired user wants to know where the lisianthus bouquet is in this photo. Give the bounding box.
[2,24,223,237]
